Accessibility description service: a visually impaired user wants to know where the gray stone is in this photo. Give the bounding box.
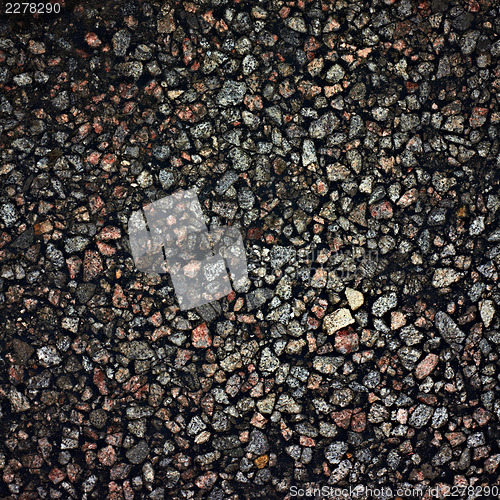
[325,442,348,465]
[458,448,470,470]
[216,81,247,106]
[312,356,342,375]
[324,308,355,334]
[427,208,447,226]
[190,121,213,139]
[479,300,495,328]
[270,246,296,269]
[400,113,420,132]
[64,236,90,254]
[212,411,230,432]
[213,435,240,450]
[431,407,448,429]
[247,288,273,311]
[37,346,62,367]
[46,243,64,268]
[276,394,301,413]
[432,269,461,288]
[309,112,339,139]
[120,62,143,79]
[432,444,452,466]
[12,227,34,249]
[398,347,421,370]
[215,171,239,194]
[409,404,433,428]
[460,31,480,55]
[89,409,108,429]
[76,283,96,304]
[11,339,34,365]
[302,139,318,166]
[112,30,131,56]
[246,430,269,454]
[467,432,485,447]
[469,216,485,236]
[451,11,474,31]
[285,16,307,33]
[187,416,207,436]
[119,341,155,360]
[491,40,500,57]
[52,91,69,110]
[8,389,30,412]
[259,347,279,373]
[326,64,345,83]
[372,293,397,317]
[368,403,389,423]
[0,203,18,227]
[126,406,154,419]
[220,352,242,372]
[435,311,466,344]
[242,54,259,75]
[126,440,149,464]
[229,147,250,171]
[153,145,171,160]
[13,73,32,86]
[159,169,175,190]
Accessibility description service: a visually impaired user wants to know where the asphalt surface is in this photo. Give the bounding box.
[0,0,499,498]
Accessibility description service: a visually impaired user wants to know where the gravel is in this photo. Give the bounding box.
[0,0,499,497]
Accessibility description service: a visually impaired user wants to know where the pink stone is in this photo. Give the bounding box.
[98,226,121,240]
[97,241,116,256]
[192,323,211,348]
[332,409,352,429]
[369,201,393,219]
[85,33,101,48]
[415,353,439,380]
[195,471,217,489]
[351,411,366,432]
[396,408,408,424]
[334,329,359,354]
[300,436,316,447]
[66,256,82,280]
[93,369,109,395]
[397,188,418,208]
[97,445,117,467]
[48,467,66,484]
[473,407,491,426]
[83,250,103,281]
[470,107,488,129]
[250,412,268,428]
[112,284,128,308]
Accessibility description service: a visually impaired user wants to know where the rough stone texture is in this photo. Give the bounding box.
[372,292,398,317]
[345,287,364,311]
[435,311,466,345]
[125,440,150,465]
[0,0,499,497]
[432,268,461,288]
[323,308,355,334]
[415,354,439,380]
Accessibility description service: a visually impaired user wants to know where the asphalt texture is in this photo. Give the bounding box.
[0,0,499,498]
